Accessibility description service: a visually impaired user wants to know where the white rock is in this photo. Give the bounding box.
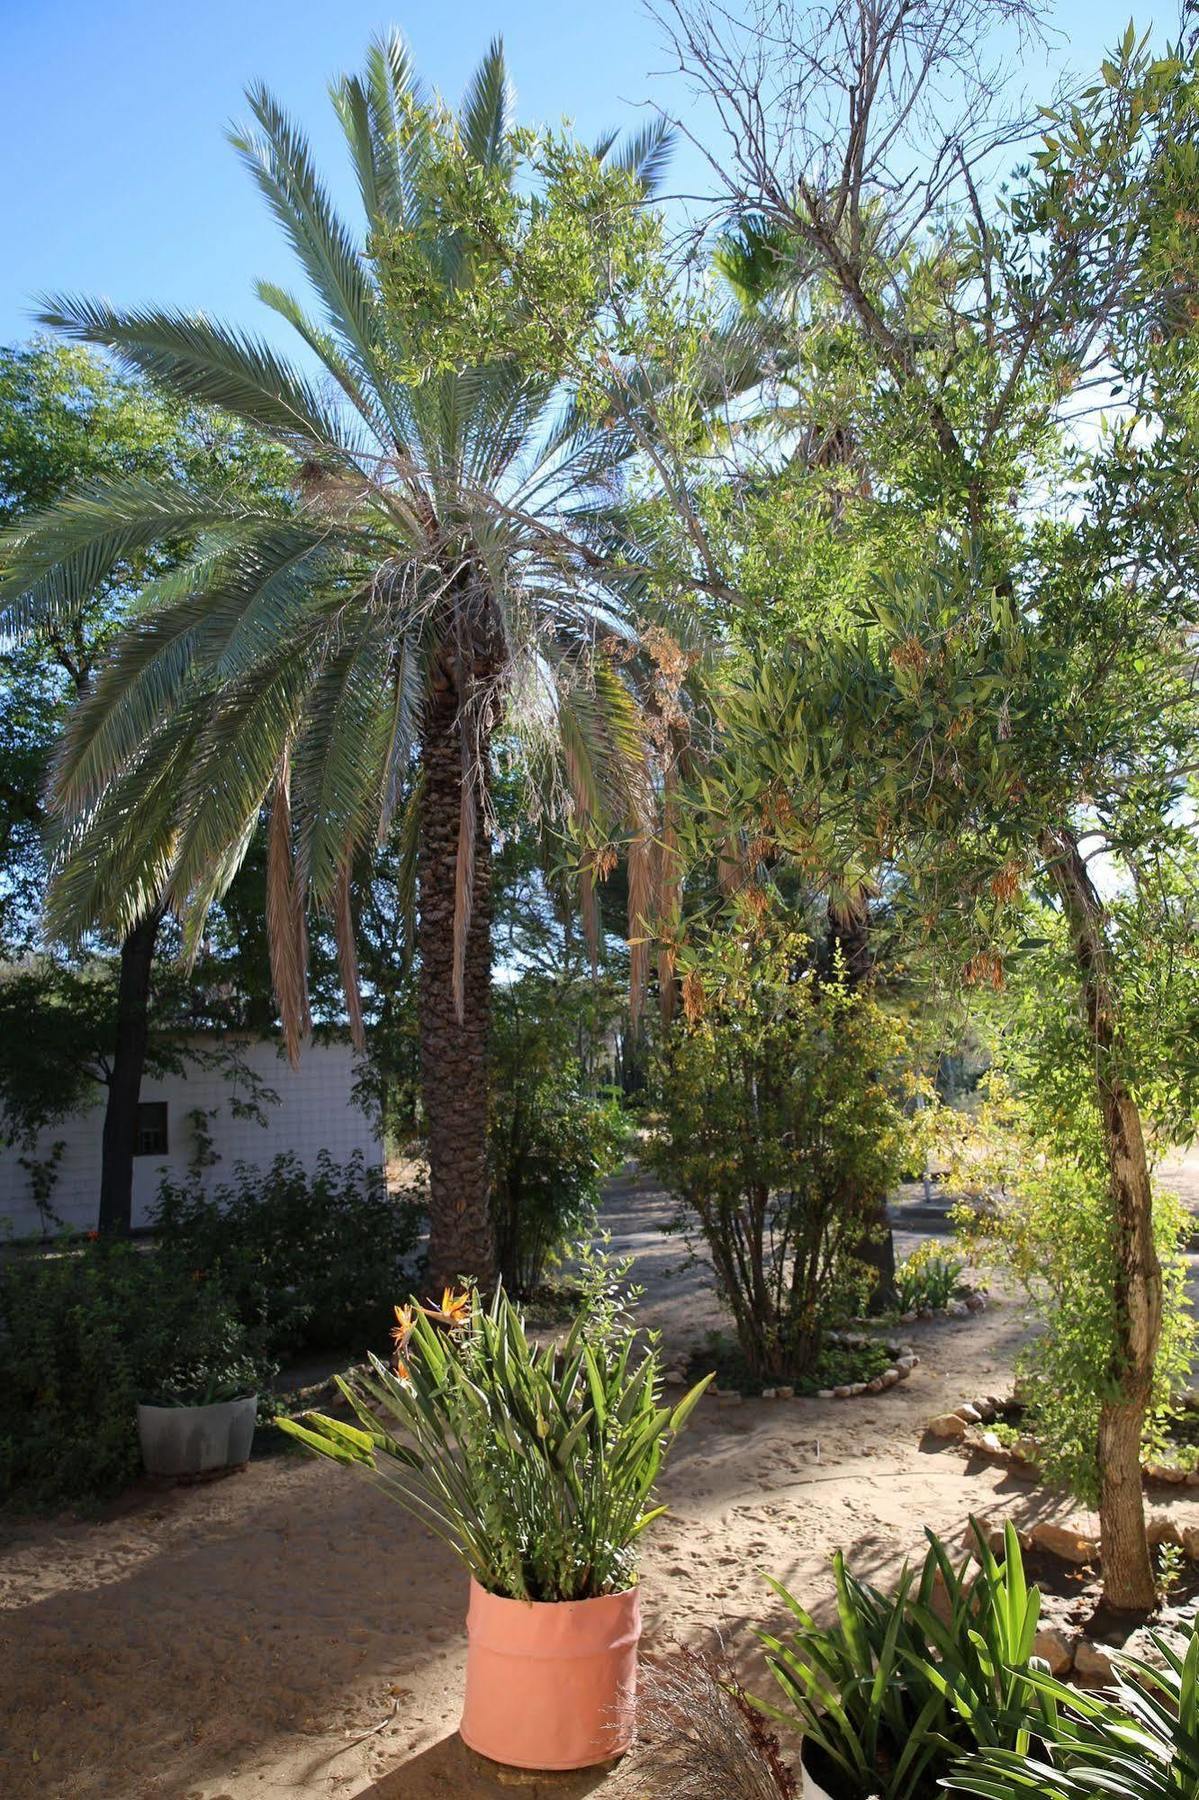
[927,1413,968,1440]
[1147,1514,1183,1548]
[955,1404,983,1424]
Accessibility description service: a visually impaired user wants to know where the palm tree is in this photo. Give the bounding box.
[0,34,668,1287]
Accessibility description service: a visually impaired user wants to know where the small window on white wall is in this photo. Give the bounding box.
[135,1102,168,1157]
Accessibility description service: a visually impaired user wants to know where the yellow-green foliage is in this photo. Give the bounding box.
[954,1080,1194,1506]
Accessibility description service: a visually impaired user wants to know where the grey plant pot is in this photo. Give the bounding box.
[137,1395,257,1478]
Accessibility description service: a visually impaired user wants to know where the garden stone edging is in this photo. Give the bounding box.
[928,1393,1199,1490]
[669,1333,920,1402]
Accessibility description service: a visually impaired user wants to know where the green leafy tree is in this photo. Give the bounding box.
[0,341,288,1233]
[0,36,670,1285]
[662,5,1199,1606]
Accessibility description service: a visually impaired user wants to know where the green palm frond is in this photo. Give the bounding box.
[291,622,395,901]
[36,295,355,456]
[608,118,675,195]
[49,525,340,809]
[0,475,288,635]
[332,31,429,234]
[229,85,402,442]
[458,37,513,169]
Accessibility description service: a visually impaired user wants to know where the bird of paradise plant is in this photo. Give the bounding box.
[279,1280,709,1601]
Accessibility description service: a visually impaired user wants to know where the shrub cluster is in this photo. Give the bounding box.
[647,930,920,1384]
[0,1240,272,1509]
[150,1149,424,1355]
[0,1151,423,1510]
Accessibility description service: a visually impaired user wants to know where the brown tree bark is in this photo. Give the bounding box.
[1043,826,1162,1612]
[97,905,163,1237]
[828,887,896,1311]
[418,668,497,1292]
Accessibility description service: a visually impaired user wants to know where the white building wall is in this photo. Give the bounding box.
[0,1037,382,1239]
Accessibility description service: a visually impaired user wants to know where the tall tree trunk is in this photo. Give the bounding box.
[418,674,496,1291]
[1043,826,1162,1612]
[829,887,896,1311]
[97,906,163,1237]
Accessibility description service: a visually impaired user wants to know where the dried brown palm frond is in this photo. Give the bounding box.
[267,753,311,1067]
[333,857,366,1052]
[627,829,655,1029]
[620,1648,797,1800]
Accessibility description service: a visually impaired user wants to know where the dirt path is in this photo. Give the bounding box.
[4,1171,1198,1799]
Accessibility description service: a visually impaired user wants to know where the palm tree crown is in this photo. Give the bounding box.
[0,32,669,1285]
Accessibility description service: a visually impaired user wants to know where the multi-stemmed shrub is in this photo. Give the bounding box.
[647,930,919,1384]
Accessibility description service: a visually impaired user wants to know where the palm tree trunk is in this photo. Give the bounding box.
[97,906,163,1237]
[1043,826,1161,1613]
[418,677,497,1290]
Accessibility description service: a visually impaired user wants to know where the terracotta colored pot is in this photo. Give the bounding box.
[459,1578,641,1770]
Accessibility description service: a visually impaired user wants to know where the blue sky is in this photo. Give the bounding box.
[0,0,1168,351]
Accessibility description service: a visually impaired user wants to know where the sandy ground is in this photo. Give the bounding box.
[6,1160,1199,1800]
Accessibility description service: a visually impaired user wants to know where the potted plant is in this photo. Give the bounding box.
[279,1277,710,1771]
[759,1525,1047,1799]
[136,1275,270,1479]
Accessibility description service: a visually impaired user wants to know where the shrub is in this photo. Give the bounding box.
[280,1273,710,1601]
[646,930,920,1384]
[761,1524,1047,1800]
[490,1068,627,1295]
[490,977,628,1296]
[0,1239,273,1509]
[894,1239,967,1313]
[150,1150,423,1356]
[953,1080,1194,1506]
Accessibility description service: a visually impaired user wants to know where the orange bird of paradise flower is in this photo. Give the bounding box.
[420,1287,471,1329]
[390,1303,417,1378]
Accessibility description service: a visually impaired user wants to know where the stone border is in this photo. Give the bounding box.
[926,1396,1199,1490]
[668,1333,920,1403]
[896,1288,987,1326]
[968,1512,1199,1682]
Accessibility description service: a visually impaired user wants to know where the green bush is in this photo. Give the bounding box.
[951,1622,1199,1799]
[954,1081,1194,1506]
[490,978,628,1295]
[895,1239,967,1312]
[150,1150,423,1356]
[647,929,920,1384]
[762,1524,1048,1800]
[0,1239,272,1509]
